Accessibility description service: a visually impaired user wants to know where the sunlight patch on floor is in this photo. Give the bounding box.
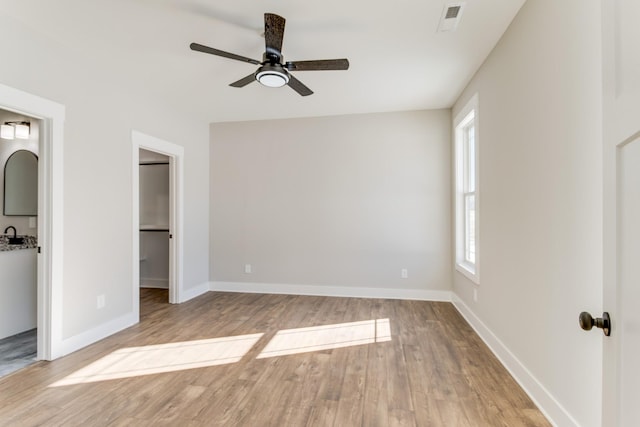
[48,318,393,386]
[257,318,391,359]
[49,333,263,387]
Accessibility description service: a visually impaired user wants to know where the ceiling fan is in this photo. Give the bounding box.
[190,13,349,96]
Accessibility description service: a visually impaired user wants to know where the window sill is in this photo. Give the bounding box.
[455,262,479,285]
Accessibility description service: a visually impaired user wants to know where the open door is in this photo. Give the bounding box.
[602,1,640,425]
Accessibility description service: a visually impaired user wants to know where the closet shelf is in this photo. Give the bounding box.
[140,225,169,232]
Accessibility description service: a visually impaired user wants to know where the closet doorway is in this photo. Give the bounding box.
[132,131,184,320]
[139,150,170,296]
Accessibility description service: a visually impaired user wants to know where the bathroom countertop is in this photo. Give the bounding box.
[0,235,38,252]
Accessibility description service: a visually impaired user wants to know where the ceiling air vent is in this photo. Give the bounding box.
[437,2,466,32]
[445,6,461,19]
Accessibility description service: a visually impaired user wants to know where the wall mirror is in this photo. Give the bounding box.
[3,150,38,216]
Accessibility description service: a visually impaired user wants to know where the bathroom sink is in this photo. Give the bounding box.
[8,237,24,245]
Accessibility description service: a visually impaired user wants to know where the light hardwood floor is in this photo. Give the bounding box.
[0,290,550,426]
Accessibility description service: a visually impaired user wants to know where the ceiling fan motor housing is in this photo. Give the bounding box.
[263,51,281,64]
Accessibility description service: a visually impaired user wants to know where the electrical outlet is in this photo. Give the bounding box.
[401,268,408,279]
[97,294,105,309]
[244,264,252,274]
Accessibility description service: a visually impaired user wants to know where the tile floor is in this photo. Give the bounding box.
[0,329,37,378]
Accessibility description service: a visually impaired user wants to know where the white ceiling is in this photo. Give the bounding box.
[8,0,525,123]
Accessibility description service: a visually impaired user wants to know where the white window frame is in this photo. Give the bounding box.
[454,94,479,284]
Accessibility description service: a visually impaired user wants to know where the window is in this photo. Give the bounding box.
[454,95,479,283]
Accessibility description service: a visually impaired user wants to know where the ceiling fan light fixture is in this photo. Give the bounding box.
[256,65,290,88]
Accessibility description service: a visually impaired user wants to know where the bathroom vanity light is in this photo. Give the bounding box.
[1,121,30,140]
[0,124,14,139]
[15,123,30,139]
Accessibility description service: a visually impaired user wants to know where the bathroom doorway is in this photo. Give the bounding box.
[1,83,65,362]
[0,108,39,376]
[132,131,184,321]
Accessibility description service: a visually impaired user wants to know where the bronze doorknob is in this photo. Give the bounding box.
[579,312,611,336]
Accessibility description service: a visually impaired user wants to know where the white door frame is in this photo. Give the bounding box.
[0,83,65,361]
[132,131,184,313]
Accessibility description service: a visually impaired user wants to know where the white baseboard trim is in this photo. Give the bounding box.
[59,312,137,357]
[140,278,169,289]
[451,293,579,427]
[180,281,211,303]
[210,281,451,301]
[56,281,210,358]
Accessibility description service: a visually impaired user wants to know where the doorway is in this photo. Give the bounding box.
[132,131,184,321]
[0,109,39,376]
[0,83,64,362]
[139,149,170,300]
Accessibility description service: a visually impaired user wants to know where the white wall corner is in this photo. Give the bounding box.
[59,312,137,358]
[451,293,580,427]
[179,281,211,303]
[210,281,452,302]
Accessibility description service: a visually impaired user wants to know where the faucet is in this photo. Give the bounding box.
[3,226,17,238]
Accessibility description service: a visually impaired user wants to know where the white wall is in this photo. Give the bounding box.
[452,1,602,426]
[0,15,209,345]
[139,162,170,228]
[210,110,451,298]
[139,148,170,164]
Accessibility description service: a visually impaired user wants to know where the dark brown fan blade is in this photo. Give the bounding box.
[229,73,256,88]
[285,59,350,71]
[287,75,313,96]
[190,43,261,65]
[264,13,286,59]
